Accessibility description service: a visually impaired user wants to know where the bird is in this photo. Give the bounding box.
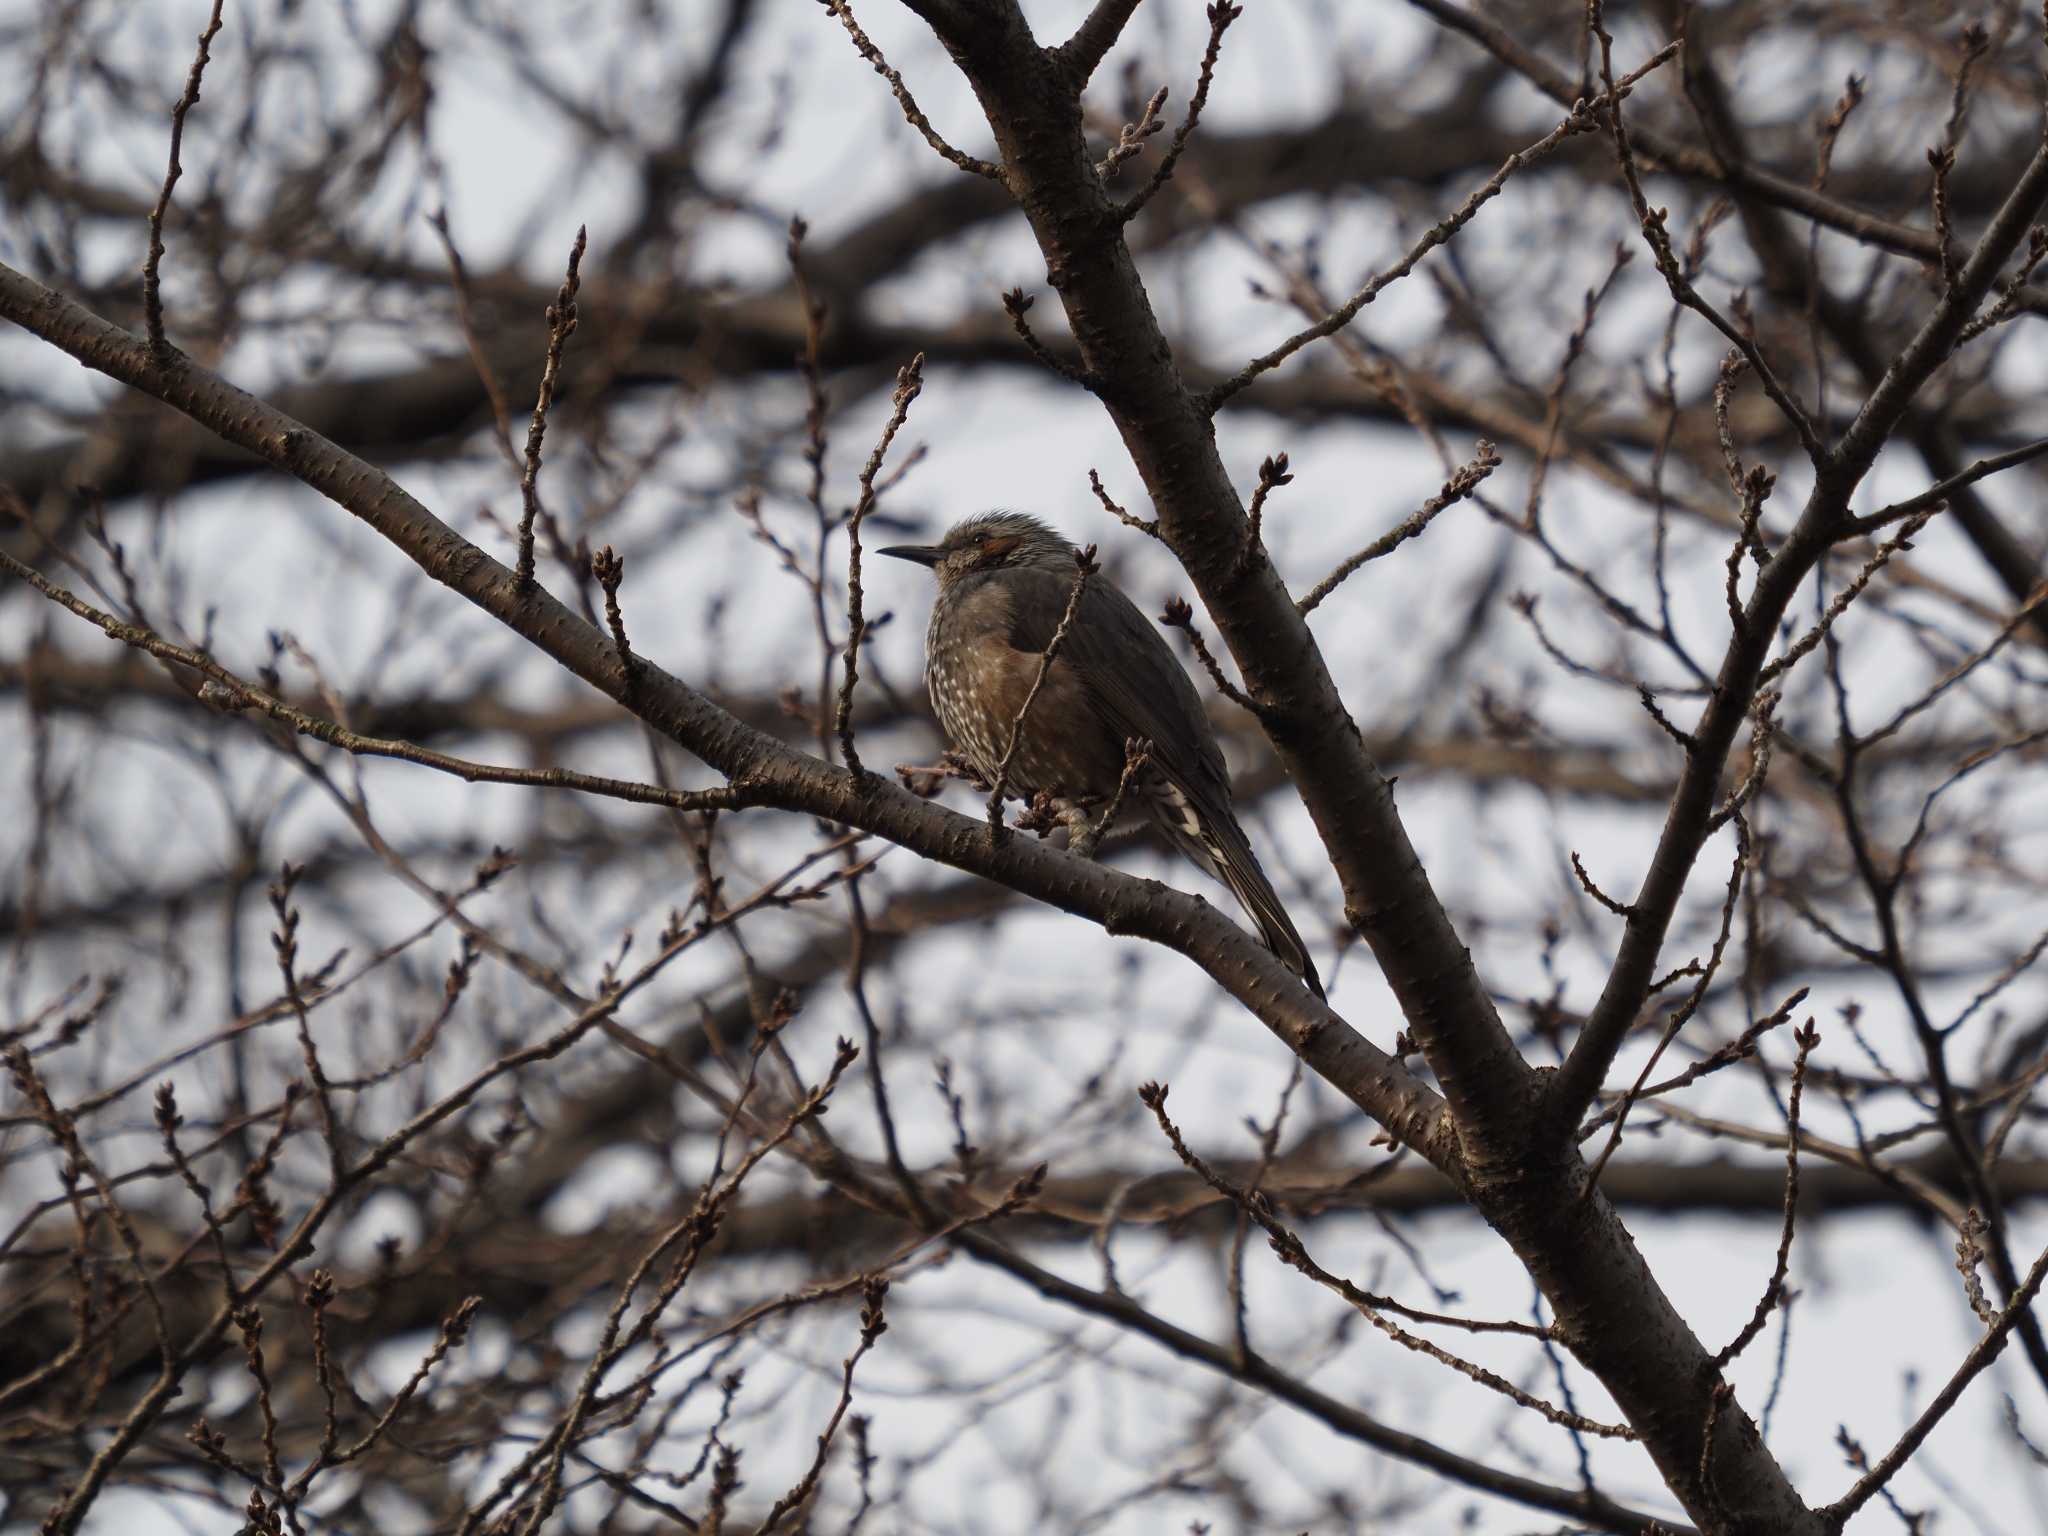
[880,511,1322,997]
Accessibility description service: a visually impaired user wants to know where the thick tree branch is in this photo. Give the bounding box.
[844,1,2048,1526]
[1053,0,1144,89]
[0,258,1454,1176]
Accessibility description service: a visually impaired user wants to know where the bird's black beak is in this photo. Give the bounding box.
[878,543,944,567]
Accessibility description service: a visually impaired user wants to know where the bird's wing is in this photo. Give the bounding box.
[1002,565,1323,996]
[999,566,1231,801]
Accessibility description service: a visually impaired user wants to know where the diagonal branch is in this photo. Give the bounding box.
[823,0,1003,180]
[1053,0,1145,89]
[0,254,1454,1170]
[1841,435,2048,537]
[1297,443,1498,615]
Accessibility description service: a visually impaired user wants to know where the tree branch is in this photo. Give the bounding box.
[1053,0,1144,89]
[0,256,1454,1173]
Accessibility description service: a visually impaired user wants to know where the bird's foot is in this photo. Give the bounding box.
[939,749,995,791]
[1016,789,1064,838]
[895,752,993,798]
[894,762,948,797]
[1061,802,1109,859]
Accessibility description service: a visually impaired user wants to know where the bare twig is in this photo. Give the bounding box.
[1121,1,1239,221]
[1955,1210,1999,1326]
[1158,595,1258,712]
[340,1296,482,1465]
[1071,736,1151,859]
[1139,1083,1631,1436]
[1807,74,1865,423]
[1002,288,1093,387]
[1841,436,2048,536]
[0,548,755,815]
[1758,512,1935,687]
[515,1042,861,1533]
[1713,1022,1819,1368]
[1571,851,1634,918]
[1298,443,1498,614]
[1583,819,1754,1191]
[1576,988,1808,1139]
[427,206,518,459]
[759,1278,889,1529]
[1088,468,1159,537]
[836,352,926,776]
[1202,48,1676,411]
[1929,23,1992,294]
[1957,224,2048,344]
[1238,450,1291,573]
[822,0,1002,180]
[1823,1237,2048,1526]
[986,546,1096,829]
[142,0,225,352]
[590,545,637,675]
[1587,4,1825,463]
[516,226,587,587]
[1096,84,1167,179]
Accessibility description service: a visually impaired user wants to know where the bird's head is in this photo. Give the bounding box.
[879,511,1073,588]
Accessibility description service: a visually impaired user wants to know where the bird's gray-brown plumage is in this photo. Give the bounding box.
[881,512,1322,996]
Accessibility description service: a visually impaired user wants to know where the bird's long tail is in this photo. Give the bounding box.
[1156,790,1323,998]
[1214,838,1324,1000]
